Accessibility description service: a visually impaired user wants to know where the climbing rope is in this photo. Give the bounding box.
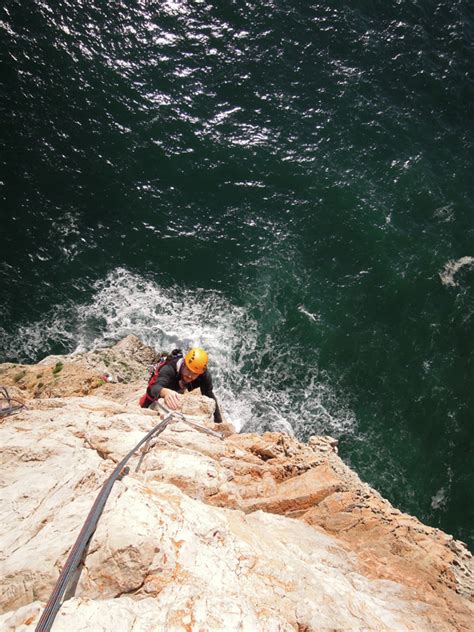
[36,408,223,631]
[0,387,26,419]
[153,399,225,439]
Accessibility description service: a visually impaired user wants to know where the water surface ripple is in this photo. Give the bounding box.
[1,1,473,549]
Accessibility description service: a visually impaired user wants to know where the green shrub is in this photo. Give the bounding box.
[52,362,64,375]
[13,370,26,382]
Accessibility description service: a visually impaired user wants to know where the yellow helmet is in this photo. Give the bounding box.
[184,347,208,375]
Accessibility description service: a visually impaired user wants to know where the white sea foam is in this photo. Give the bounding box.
[298,304,320,322]
[439,256,474,288]
[431,487,448,510]
[1,267,356,438]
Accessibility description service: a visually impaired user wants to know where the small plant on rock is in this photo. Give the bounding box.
[52,362,63,375]
[13,370,26,382]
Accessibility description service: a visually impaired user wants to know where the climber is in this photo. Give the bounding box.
[139,347,223,424]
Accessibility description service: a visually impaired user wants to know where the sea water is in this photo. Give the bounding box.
[1,0,473,549]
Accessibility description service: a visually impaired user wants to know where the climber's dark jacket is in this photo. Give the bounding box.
[145,356,223,424]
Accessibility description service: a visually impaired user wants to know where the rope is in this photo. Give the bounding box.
[153,400,225,440]
[0,387,26,419]
[36,412,176,631]
[35,407,224,631]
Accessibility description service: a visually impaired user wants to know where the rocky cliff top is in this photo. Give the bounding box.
[0,336,472,631]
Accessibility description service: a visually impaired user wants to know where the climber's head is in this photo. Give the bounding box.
[182,347,208,383]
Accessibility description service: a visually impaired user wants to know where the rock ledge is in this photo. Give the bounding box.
[0,336,472,631]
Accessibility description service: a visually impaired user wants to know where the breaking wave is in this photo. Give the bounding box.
[0,267,356,438]
[439,256,474,288]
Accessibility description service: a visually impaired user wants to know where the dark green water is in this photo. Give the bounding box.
[1,1,473,549]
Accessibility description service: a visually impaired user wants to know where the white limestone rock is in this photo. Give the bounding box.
[0,387,472,631]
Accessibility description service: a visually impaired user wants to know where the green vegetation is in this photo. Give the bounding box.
[52,362,64,375]
[13,370,26,382]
